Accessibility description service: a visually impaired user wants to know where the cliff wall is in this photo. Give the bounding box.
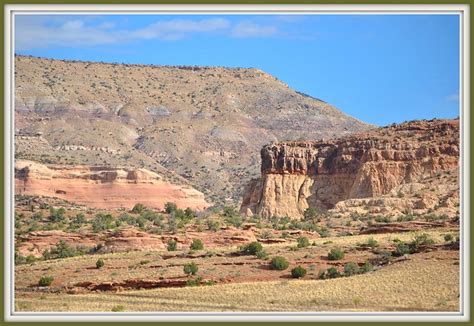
[241,119,459,219]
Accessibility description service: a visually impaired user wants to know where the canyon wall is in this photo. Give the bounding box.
[15,160,209,210]
[240,119,459,219]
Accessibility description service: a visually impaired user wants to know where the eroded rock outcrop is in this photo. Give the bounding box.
[15,160,210,211]
[241,119,459,219]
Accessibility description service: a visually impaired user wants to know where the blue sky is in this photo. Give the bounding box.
[15,14,460,126]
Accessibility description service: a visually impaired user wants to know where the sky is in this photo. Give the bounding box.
[15,14,460,126]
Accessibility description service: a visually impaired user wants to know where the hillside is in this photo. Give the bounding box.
[15,55,370,205]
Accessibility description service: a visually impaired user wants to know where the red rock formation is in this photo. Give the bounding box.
[15,160,210,211]
[241,119,459,219]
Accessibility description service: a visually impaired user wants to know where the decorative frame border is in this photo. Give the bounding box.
[2,3,470,324]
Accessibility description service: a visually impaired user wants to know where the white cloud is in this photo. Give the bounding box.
[15,17,231,50]
[14,16,289,50]
[231,21,278,38]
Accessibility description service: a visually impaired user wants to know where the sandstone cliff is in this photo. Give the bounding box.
[241,119,459,219]
[15,160,209,210]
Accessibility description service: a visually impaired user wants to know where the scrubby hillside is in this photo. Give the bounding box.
[15,55,370,204]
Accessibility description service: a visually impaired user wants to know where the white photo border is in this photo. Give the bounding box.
[4,4,470,323]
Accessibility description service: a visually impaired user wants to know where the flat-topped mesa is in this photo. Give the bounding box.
[241,119,459,219]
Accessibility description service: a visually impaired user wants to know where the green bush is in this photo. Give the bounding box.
[131,203,146,214]
[363,237,379,248]
[240,242,263,255]
[96,258,105,269]
[359,261,374,273]
[444,234,454,242]
[183,262,198,275]
[270,256,290,270]
[343,262,359,276]
[303,207,320,221]
[190,239,204,250]
[297,236,310,248]
[91,213,114,232]
[49,207,66,223]
[327,247,345,260]
[256,250,269,260]
[394,242,411,256]
[165,202,178,214]
[319,267,340,279]
[167,239,177,251]
[411,233,435,251]
[291,266,307,278]
[206,219,220,232]
[374,216,391,223]
[38,275,54,286]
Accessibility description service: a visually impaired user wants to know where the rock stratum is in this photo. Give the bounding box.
[241,119,460,219]
[15,160,209,210]
[15,55,369,204]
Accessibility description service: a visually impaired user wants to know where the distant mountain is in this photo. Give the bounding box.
[15,55,371,205]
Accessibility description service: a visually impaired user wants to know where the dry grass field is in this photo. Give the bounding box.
[15,250,459,312]
[15,229,460,312]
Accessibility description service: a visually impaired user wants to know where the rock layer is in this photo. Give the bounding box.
[15,160,209,211]
[241,119,459,219]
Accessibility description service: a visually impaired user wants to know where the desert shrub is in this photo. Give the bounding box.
[303,207,320,221]
[131,203,146,214]
[240,242,263,255]
[359,261,374,273]
[319,267,340,279]
[48,240,77,259]
[393,242,411,256]
[141,210,163,224]
[291,266,307,278]
[185,276,202,286]
[411,233,435,248]
[374,216,391,223]
[270,256,290,270]
[297,236,310,248]
[206,219,220,232]
[69,213,86,229]
[190,239,204,250]
[91,213,114,232]
[38,275,54,286]
[397,214,415,222]
[343,262,359,276]
[256,250,269,260]
[316,226,330,238]
[96,258,105,269]
[444,234,454,242]
[164,202,178,214]
[184,207,196,219]
[221,206,244,227]
[14,251,27,265]
[259,229,273,239]
[183,262,198,275]
[360,237,378,249]
[25,255,37,264]
[32,211,44,221]
[167,239,177,251]
[327,247,345,260]
[49,207,66,223]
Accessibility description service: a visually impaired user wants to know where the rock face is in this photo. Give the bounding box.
[15,160,209,211]
[15,55,370,204]
[241,119,459,219]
